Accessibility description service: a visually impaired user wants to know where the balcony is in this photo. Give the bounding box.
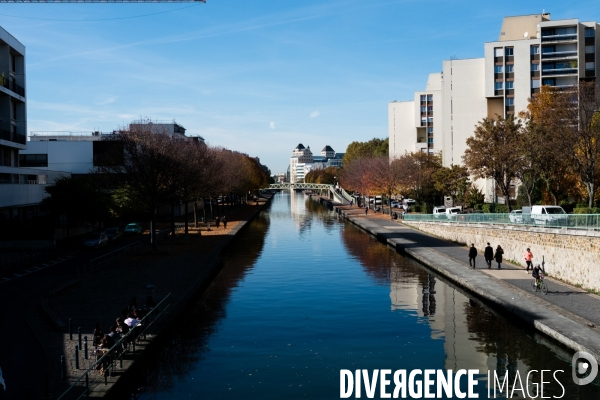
[541,50,577,60]
[494,89,504,96]
[0,128,26,144]
[531,71,540,78]
[0,77,25,97]
[541,33,577,43]
[530,54,540,61]
[542,68,578,76]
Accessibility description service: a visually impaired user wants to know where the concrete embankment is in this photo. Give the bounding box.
[334,205,600,364]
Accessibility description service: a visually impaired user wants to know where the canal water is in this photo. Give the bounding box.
[133,191,598,399]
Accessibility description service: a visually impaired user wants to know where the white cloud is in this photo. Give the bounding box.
[309,111,320,118]
[270,121,275,129]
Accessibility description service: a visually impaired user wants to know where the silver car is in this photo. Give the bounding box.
[82,232,109,248]
[509,210,523,224]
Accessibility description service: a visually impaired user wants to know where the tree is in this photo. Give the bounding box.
[463,115,523,211]
[432,164,470,206]
[305,167,338,184]
[526,82,600,207]
[394,151,442,206]
[343,138,389,165]
[361,156,402,218]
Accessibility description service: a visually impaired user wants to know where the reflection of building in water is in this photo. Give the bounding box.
[389,267,529,381]
[289,189,311,231]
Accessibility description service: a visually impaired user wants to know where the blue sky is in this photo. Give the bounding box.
[2,0,599,173]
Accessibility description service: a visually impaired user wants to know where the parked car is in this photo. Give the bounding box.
[124,223,142,235]
[390,201,400,208]
[509,210,523,224]
[531,205,568,226]
[433,206,447,218]
[104,227,123,242]
[445,207,462,219]
[82,232,108,248]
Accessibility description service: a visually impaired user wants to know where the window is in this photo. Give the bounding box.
[427,106,433,112]
[421,106,426,112]
[532,80,541,88]
[586,62,595,70]
[531,46,540,54]
[420,95,426,102]
[506,98,514,106]
[427,117,433,123]
[585,28,595,37]
[505,81,514,89]
[494,48,503,57]
[505,47,514,56]
[506,65,514,73]
[427,127,433,134]
[19,154,48,168]
[542,46,555,54]
[10,54,15,72]
[494,65,503,73]
[494,82,503,90]
[427,94,433,102]
[428,138,434,144]
[586,45,595,54]
[542,78,555,86]
[531,63,540,71]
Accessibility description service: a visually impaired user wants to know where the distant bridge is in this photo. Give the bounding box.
[264,183,354,205]
[265,183,333,190]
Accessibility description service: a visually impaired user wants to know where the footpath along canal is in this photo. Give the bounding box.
[126,191,598,399]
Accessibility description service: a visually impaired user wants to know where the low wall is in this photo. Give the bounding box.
[402,221,600,292]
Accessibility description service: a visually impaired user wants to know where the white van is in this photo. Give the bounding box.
[433,206,446,218]
[445,207,462,219]
[531,205,568,226]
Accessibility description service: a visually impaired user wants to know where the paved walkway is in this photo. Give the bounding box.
[337,205,600,361]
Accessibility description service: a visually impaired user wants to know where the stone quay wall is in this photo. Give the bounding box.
[402,221,600,292]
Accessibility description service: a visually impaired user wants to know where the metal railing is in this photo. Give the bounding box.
[0,76,25,96]
[56,293,171,400]
[404,213,600,231]
[87,241,141,272]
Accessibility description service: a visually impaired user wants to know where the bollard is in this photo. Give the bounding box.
[78,327,82,349]
[132,339,136,355]
[45,371,49,399]
[69,318,72,340]
[85,372,89,398]
[60,355,65,381]
[75,345,80,369]
[84,336,88,360]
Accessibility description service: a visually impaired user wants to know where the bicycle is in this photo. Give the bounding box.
[530,273,548,295]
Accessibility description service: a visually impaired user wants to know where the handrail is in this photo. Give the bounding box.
[88,241,141,272]
[403,213,600,231]
[56,293,172,400]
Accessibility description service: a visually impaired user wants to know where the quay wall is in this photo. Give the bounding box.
[402,221,600,292]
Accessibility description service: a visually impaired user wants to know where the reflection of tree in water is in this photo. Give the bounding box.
[464,301,600,399]
[129,214,270,399]
[341,223,429,285]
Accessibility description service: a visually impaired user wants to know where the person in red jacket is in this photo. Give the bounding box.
[524,248,534,273]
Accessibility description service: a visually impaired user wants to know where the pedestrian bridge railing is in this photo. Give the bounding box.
[404,213,600,231]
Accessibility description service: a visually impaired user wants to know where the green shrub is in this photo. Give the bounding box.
[573,207,600,214]
[474,204,483,211]
[482,203,508,213]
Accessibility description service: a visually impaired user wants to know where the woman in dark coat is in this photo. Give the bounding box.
[494,245,504,269]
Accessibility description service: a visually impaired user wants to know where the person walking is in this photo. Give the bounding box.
[222,216,227,229]
[468,244,478,269]
[365,205,369,215]
[215,216,220,228]
[524,248,534,273]
[484,242,494,269]
[494,245,504,269]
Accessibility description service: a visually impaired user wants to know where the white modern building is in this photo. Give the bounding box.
[289,144,344,183]
[389,13,600,200]
[0,26,71,219]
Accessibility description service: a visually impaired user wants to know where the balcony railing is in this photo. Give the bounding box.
[0,128,26,144]
[542,68,578,76]
[0,76,25,97]
[542,51,577,59]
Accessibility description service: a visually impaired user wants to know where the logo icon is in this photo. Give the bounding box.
[572,351,598,385]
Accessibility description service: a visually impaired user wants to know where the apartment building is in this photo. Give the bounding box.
[389,13,599,201]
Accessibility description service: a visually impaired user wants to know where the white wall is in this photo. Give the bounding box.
[441,58,487,167]
[388,101,415,160]
[22,141,94,174]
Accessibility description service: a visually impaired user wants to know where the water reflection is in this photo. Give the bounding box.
[130,193,598,399]
[130,211,270,398]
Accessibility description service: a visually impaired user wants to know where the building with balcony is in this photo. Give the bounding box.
[389,12,599,201]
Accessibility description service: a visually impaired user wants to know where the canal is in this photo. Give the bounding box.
[132,191,598,399]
